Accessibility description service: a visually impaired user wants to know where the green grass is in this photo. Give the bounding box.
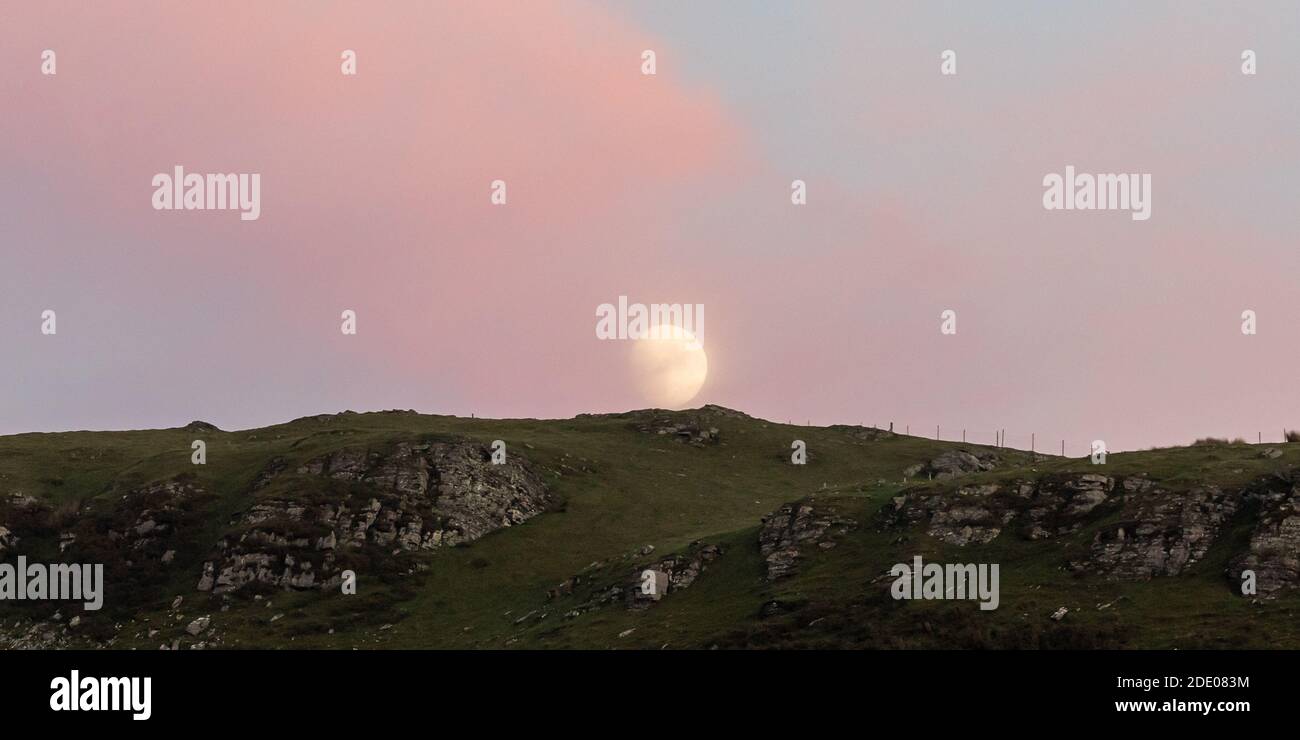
[1,408,1297,649]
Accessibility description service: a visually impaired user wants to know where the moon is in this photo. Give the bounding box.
[629,327,708,407]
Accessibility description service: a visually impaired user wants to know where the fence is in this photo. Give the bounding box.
[854,424,1297,456]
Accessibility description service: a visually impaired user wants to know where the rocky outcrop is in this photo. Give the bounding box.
[1227,484,1300,598]
[632,416,720,445]
[8,476,207,572]
[889,474,1120,546]
[890,472,1251,583]
[759,502,857,580]
[0,619,75,649]
[903,449,1000,480]
[1081,484,1237,579]
[572,408,726,445]
[829,426,895,442]
[917,483,1012,545]
[199,440,549,594]
[624,543,723,609]
[698,404,751,420]
[0,476,209,644]
[547,541,724,615]
[101,478,203,563]
[0,495,35,558]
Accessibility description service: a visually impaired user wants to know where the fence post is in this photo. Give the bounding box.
[1032,433,1035,453]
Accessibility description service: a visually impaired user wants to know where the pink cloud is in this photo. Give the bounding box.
[0,1,753,429]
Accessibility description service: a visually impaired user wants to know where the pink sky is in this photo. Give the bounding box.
[2,1,1298,451]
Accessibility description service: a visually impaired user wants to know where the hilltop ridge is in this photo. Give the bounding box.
[0,407,1296,649]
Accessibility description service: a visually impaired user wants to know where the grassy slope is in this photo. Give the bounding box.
[1,409,1297,649]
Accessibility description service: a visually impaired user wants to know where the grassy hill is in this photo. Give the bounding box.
[1,406,1297,650]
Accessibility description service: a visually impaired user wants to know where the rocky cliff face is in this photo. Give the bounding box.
[889,470,1300,597]
[759,502,857,580]
[101,478,206,564]
[888,473,1122,547]
[2,478,204,569]
[1227,482,1300,597]
[1081,483,1236,579]
[0,476,211,646]
[199,440,549,594]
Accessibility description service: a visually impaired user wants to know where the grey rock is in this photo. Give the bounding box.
[185,616,210,635]
[911,449,1001,480]
[759,502,855,580]
[201,440,548,594]
[1227,484,1300,598]
[1084,485,1236,579]
[629,412,722,446]
[889,474,1120,546]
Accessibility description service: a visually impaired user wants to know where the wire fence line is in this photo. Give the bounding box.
[780,418,1297,455]
[855,424,1298,456]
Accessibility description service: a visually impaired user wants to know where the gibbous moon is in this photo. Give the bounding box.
[629,328,708,407]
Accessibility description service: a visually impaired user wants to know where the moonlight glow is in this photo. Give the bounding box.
[629,328,708,407]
